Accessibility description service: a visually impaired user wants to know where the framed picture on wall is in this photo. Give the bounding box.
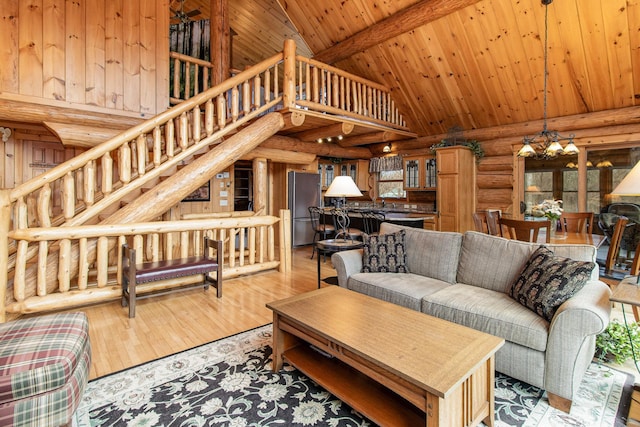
[183,181,211,202]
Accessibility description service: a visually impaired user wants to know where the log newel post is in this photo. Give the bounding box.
[253,157,267,215]
[279,208,292,273]
[0,189,10,322]
[282,40,297,108]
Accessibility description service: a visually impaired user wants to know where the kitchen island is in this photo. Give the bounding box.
[320,207,437,233]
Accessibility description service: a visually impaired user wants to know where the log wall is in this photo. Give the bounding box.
[0,0,170,117]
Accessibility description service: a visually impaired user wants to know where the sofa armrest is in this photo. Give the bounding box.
[544,280,612,402]
[331,249,363,288]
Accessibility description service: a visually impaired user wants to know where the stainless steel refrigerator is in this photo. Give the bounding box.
[288,171,321,247]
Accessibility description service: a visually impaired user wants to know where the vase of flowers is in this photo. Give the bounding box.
[531,199,563,236]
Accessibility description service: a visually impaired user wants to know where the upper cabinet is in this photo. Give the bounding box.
[340,159,369,191]
[318,162,336,190]
[320,159,369,191]
[403,155,437,191]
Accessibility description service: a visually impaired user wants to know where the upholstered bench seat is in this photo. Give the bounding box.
[0,312,91,427]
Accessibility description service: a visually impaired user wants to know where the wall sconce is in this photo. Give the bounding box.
[383,143,392,153]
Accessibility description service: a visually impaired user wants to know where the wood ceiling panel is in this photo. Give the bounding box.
[171,0,639,140]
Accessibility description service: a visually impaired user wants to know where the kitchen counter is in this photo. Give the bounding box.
[320,207,437,231]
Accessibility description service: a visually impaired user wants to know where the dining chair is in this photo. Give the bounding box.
[486,210,502,236]
[625,240,640,321]
[361,210,386,235]
[499,217,551,243]
[309,206,335,260]
[560,212,594,233]
[472,212,489,233]
[599,216,629,288]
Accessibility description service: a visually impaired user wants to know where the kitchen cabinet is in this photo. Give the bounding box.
[339,159,369,191]
[318,161,336,190]
[403,155,437,190]
[436,146,476,233]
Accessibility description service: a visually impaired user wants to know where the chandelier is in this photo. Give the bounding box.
[517,0,579,159]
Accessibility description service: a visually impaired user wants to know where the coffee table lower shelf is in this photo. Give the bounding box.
[283,344,424,427]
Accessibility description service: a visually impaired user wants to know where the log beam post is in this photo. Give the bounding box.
[282,40,297,108]
[0,189,10,322]
[253,157,267,215]
[211,0,230,86]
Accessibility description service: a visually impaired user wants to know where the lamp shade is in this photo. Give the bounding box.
[611,161,640,196]
[324,176,363,198]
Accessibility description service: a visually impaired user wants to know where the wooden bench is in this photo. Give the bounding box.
[121,237,222,318]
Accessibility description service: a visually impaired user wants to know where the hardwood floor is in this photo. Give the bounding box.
[77,246,323,379]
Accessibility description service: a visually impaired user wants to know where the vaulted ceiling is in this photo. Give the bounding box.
[174,0,640,143]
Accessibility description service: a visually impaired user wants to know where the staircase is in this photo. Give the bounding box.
[0,40,411,321]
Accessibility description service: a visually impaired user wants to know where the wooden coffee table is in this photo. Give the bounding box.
[267,287,504,427]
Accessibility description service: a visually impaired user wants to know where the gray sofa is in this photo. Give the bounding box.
[331,222,612,412]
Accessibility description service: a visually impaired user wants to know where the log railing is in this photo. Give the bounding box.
[169,51,214,105]
[293,55,408,130]
[3,50,285,272]
[3,210,291,318]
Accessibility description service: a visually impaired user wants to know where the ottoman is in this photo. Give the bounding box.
[0,312,91,427]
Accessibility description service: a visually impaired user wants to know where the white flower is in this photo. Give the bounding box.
[228,418,248,427]
[292,401,326,425]
[532,199,563,219]
[186,379,209,393]
[219,372,252,392]
[258,383,288,402]
[129,411,161,427]
[201,397,224,415]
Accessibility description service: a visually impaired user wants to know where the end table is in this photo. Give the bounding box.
[315,239,363,288]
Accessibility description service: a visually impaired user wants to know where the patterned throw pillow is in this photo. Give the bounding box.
[510,246,595,322]
[362,230,409,273]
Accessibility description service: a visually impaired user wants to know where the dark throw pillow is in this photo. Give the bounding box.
[362,230,409,273]
[510,246,595,322]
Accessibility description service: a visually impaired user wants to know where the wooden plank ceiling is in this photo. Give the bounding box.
[175,0,640,144]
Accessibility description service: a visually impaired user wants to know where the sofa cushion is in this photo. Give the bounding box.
[348,273,450,311]
[362,230,409,273]
[457,231,536,293]
[422,284,549,351]
[457,232,599,293]
[379,223,462,284]
[510,246,595,322]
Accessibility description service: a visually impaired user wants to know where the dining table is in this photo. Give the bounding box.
[537,231,606,248]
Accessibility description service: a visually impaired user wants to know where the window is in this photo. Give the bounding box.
[562,169,600,213]
[378,170,406,199]
[524,171,553,213]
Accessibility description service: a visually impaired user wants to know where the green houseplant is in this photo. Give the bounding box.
[595,319,640,364]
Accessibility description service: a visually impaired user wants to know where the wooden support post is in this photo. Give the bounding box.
[279,209,292,273]
[0,189,10,322]
[211,0,230,86]
[282,40,297,108]
[253,157,267,215]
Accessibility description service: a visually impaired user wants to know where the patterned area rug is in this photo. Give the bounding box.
[75,325,633,427]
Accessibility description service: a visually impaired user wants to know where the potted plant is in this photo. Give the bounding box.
[596,319,640,364]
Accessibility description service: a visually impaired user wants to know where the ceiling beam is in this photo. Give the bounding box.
[288,122,354,142]
[262,135,372,159]
[313,0,482,64]
[338,131,407,147]
[377,106,640,154]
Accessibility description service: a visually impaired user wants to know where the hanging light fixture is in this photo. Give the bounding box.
[382,143,392,153]
[517,0,579,159]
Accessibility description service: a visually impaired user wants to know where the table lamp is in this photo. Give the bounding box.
[611,160,640,283]
[324,176,362,208]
